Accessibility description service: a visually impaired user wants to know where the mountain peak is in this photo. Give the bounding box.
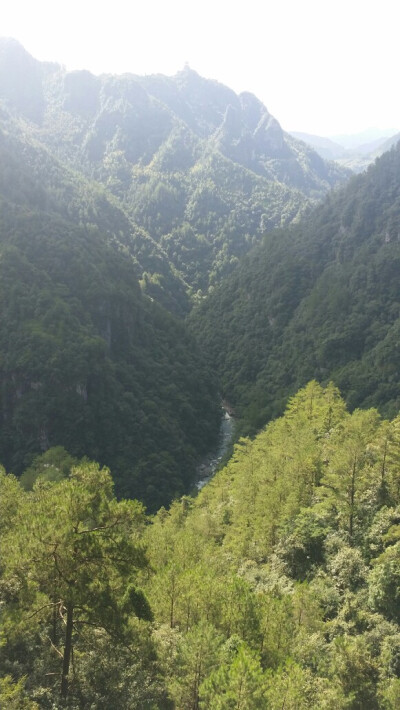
[0,37,44,122]
[0,36,31,55]
[175,64,203,85]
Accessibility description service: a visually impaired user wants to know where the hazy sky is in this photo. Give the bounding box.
[2,0,399,136]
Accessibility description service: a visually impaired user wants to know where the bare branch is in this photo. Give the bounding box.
[75,518,123,535]
[46,635,63,658]
[26,601,62,620]
[59,603,67,625]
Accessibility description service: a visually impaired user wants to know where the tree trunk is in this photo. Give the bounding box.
[349,459,357,540]
[60,603,74,699]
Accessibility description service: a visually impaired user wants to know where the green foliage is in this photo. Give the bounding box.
[0,40,349,303]
[369,541,400,623]
[127,154,308,294]
[0,40,354,513]
[319,408,381,540]
[0,463,166,705]
[330,635,380,708]
[2,383,400,706]
[191,143,400,433]
[67,629,172,709]
[0,675,39,709]
[200,643,267,709]
[166,622,223,709]
[139,384,400,708]
[264,660,343,710]
[2,39,400,708]
[0,121,220,509]
[19,447,77,490]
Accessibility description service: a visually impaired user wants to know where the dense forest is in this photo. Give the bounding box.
[1,383,400,707]
[191,143,400,434]
[0,38,352,504]
[0,106,220,511]
[1,37,400,708]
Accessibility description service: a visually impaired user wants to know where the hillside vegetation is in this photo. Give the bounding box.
[0,39,354,507]
[0,110,220,510]
[0,38,349,297]
[2,39,400,707]
[1,383,400,707]
[191,142,400,434]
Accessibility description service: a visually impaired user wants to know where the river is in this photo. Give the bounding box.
[195,407,235,490]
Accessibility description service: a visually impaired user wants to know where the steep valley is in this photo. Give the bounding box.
[0,37,351,505]
[1,38,400,710]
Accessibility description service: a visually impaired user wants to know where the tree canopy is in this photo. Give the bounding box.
[190,142,400,434]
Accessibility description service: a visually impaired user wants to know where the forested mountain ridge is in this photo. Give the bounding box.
[0,108,220,510]
[1,36,400,708]
[0,105,191,314]
[2,383,400,707]
[0,39,354,510]
[0,38,349,294]
[190,142,400,434]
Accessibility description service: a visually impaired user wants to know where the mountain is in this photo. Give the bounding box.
[335,134,400,173]
[190,141,400,434]
[0,39,354,509]
[2,38,400,709]
[0,107,220,510]
[376,131,400,155]
[330,127,399,150]
[291,128,400,174]
[0,39,349,296]
[290,132,347,161]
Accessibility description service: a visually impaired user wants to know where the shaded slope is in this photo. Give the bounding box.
[190,143,400,432]
[0,104,191,315]
[0,116,220,510]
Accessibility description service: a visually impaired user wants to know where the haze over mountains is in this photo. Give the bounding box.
[0,36,400,494]
[291,128,400,173]
[0,38,349,297]
[1,35,400,495]
[1,36,400,709]
[0,38,354,502]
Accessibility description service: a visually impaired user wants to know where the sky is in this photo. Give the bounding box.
[2,0,399,137]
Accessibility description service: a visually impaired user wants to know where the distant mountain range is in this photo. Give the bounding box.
[0,38,349,296]
[330,127,399,149]
[291,128,400,172]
